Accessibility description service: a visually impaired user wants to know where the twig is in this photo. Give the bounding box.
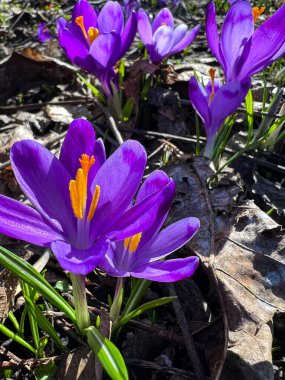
[93,98,124,145]
[168,283,205,380]
[125,358,209,379]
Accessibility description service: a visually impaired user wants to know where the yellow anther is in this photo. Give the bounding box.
[252,6,265,23]
[88,27,99,44]
[75,16,88,39]
[208,68,216,106]
[128,233,142,253]
[69,180,83,219]
[161,22,166,26]
[124,237,130,250]
[87,185,100,221]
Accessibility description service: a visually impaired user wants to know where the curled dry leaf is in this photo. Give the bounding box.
[164,157,285,380]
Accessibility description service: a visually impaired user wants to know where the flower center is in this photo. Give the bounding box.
[208,68,216,106]
[252,6,265,23]
[75,16,99,44]
[124,233,142,253]
[69,154,100,222]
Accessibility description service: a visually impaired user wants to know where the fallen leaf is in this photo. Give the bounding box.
[164,157,285,380]
[0,49,75,103]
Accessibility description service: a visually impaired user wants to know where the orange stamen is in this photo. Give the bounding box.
[69,154,96,220]
[88,27,99,44]
[75,16,88,39]
[161,22,166,26]
[252,6,265,23]
[87,185,100,221]
[208,68,216,105]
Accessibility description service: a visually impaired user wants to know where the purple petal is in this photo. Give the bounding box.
[137,9,153,45]
[188,76,211,128]
[59,119,96,179]
[98,1,124,35]
[0,195,62,247]
[51,239,107,275]
[220,0,253,81]
[58,28,95,73]
[108,179,175,240]
[152,8,174,33]
[11,140,76,239]
[170,24,200,56]
[90,31,122,70]
[206,2,223,64]
[237,4,285,80]
[131,257,199,282]
[172,24,187,46]
[136,217,200,264]
[210,78,250,134]
[120,11,137,58]
[99,241,129,277]
[153,26,174,58]
[205,79,222,98]
[136,170,171,203]
[72,0,98,32]
[135,170,175,244]
[89,140,147,237]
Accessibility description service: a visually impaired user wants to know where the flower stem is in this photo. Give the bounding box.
[203,137,215,159]
[110,277,124,325]
[70,273,90,333]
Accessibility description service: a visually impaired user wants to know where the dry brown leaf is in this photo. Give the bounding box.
[0,49,75,103]
[164,157,285,380]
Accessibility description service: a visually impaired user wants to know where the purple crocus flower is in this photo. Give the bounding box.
[37,23,53,43]
[57,0,137,97]
[206,1,285,82]
[137,8,200,64]
[0,119,172,275]
[100,170,200,282]
[188,70,250,158]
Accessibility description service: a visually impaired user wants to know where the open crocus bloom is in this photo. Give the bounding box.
[137,8,200,64]
[206,1,285,82]
[188,70,250,158]
[0,119,173,275]
[57,0,137,97]
[99,170,200,282]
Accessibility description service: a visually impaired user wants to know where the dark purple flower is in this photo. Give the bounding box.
[57,0,137,97]
[137,8,200,64]
[206,1,285,81]
[37,23,53,43]
[188,70,250,157]
[100,170,200,282]
[122,0,141,19]
[0,119,171,275]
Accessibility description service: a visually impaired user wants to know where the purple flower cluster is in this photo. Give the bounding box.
[0,119,199,282]
[57,0,200,96]
[188,0,285,157]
